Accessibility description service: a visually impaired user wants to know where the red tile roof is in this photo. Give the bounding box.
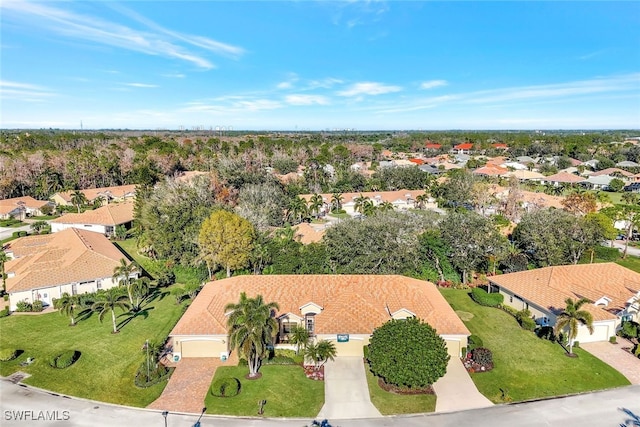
[425,143,442,149]
[491,143,508,149]
[454,143,473,150]
[409,158,425,165]
[170,275,470,337]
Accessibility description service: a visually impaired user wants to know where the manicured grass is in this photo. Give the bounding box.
[615,257,640,273]
[31,215,60,220]
[204,365,324,417]
[0,219,25,227]
[0,287,187,407]
[440,289,630,403]
[364,363,436,415]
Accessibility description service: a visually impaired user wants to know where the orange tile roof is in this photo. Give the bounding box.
[472,165,509,176]
[492,143,508,149]
[409,158,425,165]
[0,196,50,215]
[454,143,473,150]
[489,263,640,321]
[425,143,442,149]
[55,184,137,203]
[4,228,129,293]
[544,172,586,184]
[170,275,470,337]
[51,201,134,226]
[293,223,326,244]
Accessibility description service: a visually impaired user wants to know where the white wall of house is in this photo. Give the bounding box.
[51,222,109,235]
[9,276,119,311]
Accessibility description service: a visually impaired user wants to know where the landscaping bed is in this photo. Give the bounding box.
[364,362,436,414]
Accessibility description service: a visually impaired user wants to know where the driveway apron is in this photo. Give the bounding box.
[432,358,494,413]
[582,339,640,384]
[317,356,382,419]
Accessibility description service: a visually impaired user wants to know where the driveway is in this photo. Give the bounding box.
[432,357,493,412]
[608,240,640,257]
[581,338,640,384]
[316,357,382,419]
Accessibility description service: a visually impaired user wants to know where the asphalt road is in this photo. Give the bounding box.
[610,240,640,257]
[0,225,32,242]
[1,380,639,427]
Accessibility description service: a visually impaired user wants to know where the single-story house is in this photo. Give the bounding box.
[299,190,433,215]
[581,175,616,191]
[472,165,509,177]
[503,170,546,183]
[51,184,137,207]
[3,228,136,311]
[616,161,640,169]
[487,263,640,344]
[0,196,54,220]
[50,201,134,237]
[452,143,473,155]
[425,143,442,151]
[543,171,586,187]
[169,275,470,360]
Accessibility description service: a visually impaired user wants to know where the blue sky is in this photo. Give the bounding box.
[1,1,639,130]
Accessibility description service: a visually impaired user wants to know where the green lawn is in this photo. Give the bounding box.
[0,287,187,407]
[364,363,436,415]
[204,365,324,417]
[440,289,630,403]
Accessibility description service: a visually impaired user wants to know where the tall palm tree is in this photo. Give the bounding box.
[287,196,308,224]
[330,192,344,213]
[0,251,8,294]
[361,199,376,216]
[555,297,594,355]
[289,325,310,355]
[130,277,150,311]
[54,293,79,326]
[70,190,88,213]
[378,201,394,212]
[354,194,369,214]
[304,340,337,371]
[308,193,324,219]
[415,193,429,210]
[225,292,280,378]
[91,288,131,333]
[112,258,138,311]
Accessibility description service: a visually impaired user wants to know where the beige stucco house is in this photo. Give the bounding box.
[51,184,136,207]
[4,228,136,311]
[300,189,435,216]
[50,201,134,237]
[0,196,53,220]
[169,275,470,361]
[488,263,640,344]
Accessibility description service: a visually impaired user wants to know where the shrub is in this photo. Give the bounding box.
[0,307,9,318]
[3,294,8,301]
[210,377,241,397]
[262,355,296,365]
[536,326,556,342]
[471,288,504,307]
[363,345,369,360]
[31,300,43,312]
[634,344,640,358]
[134,362,172,388]
[471,347,493,368]
[0,348,20,361]
[11,231,21,238]
[18,231,27,237]
[609,336,617,344]
[519,316,537,331]
[49,350,80,369]
[619,321,640,340]
[16,301,32,312]
[468,335,483,350]
[500,305,519,317]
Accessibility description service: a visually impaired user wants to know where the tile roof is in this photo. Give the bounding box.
[591,168,634,178]
[491,143,509,149]
[51,201,134,226]
[425,143,442,149]
[0,196,50,215]
[55,184,137,203]
[170,275,470,337]
[489,263,640,321]
[454,143,473,150]
[472,165,509,176]
[544,172,586,184]
[293,223,326,244]
[300,190,426,205]
[4,228,129,293]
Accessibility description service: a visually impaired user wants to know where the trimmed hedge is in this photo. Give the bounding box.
[468,335,483,350]
[210,377,241,397]
[536,326,556,342]
[0,307,9,318]
[0,348,20,362]
[49,350,81,369]
[471,288,503,307]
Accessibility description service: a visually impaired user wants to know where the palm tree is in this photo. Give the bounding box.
[54,293,79,326]
[330,192,344,213]
[378,201,394,212]
[91,288,132,333]
[112,258,138,310]
[130,277,150,311]
[308,193,324,219]
[622,192,639,206]
[354,194,369,214]
[415,193,429,210]
[225,292,280,378]
[30,220,49,235]
[304,340,337,371]
[0,251,8,294]
[555,297,594,355]
[287,196,308,224]
[289,325,310,355]
[70,190,88,213]
[361,199,376,216]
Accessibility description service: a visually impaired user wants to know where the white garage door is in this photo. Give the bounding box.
[445,339,461,358]
[334,339,366,357]
[180,340,226,358]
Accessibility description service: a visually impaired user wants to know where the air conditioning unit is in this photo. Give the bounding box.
[172,353,181,362]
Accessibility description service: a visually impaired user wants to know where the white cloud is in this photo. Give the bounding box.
[0,80,54,102]
[306,78,343,89]
[124,83,158,88]
[285,94,330,106]
[162,73,185,78]
[337,81,402,97]
[419,80,448,90]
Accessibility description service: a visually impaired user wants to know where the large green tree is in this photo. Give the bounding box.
[367,318,450,389]
[555,298,594,355]
[225,293,280,378]
[91,288,132,334]
[198,210,255,278]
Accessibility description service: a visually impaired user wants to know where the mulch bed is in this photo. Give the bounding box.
[245,372,263,380]
[303,365,324,381]
[377,378,434,395]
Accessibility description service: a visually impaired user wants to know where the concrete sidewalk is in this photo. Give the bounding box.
[317,357,382,419]
[432,358,494,413]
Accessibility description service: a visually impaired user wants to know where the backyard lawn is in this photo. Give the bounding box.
[204,365,325,417]
[0,286,187,407]
[365,363,436,415]
[440,289,630,403]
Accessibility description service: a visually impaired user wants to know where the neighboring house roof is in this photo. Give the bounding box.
[492,143,509,149]
[569,158,583,166]
[584,175,615,186]
[299,189,426,205]
[0,196,51,215]
[492,186,564,209]
[170,275,471,337]
[591,168,634,178]
[616,161,640,168]
[425,143,442,150]
[516,156,537,164]
[409,158,425,165]
[504,170,546,180]
[51,201,134,227]
[293,223,326,244]
[54,184,137,204]
[4,228,129,293]
[392,159,416,167]
[489,263,640,322]
[544,172,586,184]
[453,143,473,150]
[472,165,509,177]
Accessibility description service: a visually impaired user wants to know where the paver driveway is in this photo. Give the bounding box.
[581,338,640,384]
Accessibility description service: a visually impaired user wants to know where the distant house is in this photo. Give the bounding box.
[299,190,434,215]
[425,143,442,151]
[0,196,53,220]
[516,156,537,164]
[504,170,546,183]
[491,143,509,150]
[582,175,616,191]
[452,143,473,155]
[51,184,137,207]
[418,164,444,175]
[472,165,508,177]
[50,201,134,237]
[3,228,137,311]
[488,263,640,344]
[616,161,640,169]
[589,168,634,179]
[544,172,585,187]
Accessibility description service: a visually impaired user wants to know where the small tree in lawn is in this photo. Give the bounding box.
[54,293,79,326]
[289,325,310,355]
[91,288,131,334]
[555,297,594,355]
[367,318,450,390]
[305,340,337,371]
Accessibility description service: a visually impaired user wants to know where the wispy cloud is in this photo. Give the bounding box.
[577,50,607,61]
[337,81,402,97]
[162,73,185,79]
[306,78,343,90]
[420,80,448,90]
[0,80,55,102]
[1,1,245,70]
[124,83,158,88]
[330,0,390,29]
[285,94,330,106]
[277,73,299,89]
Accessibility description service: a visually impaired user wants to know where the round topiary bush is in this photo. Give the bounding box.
[49,350,81,368]
[0,348,21,362]
[210,377,241,397]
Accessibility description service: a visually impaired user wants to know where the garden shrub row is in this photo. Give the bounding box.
[471,288,503,307]
[210,377,241,397]
[49,350,81,369]
[15,300,43,312]
[0,348,21,362]
[11,231,28,238]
